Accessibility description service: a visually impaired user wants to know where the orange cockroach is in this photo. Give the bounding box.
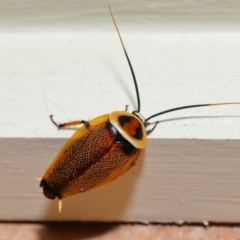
[39,5,240,212]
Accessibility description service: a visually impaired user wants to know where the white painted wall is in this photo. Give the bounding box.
[0,0,240,222]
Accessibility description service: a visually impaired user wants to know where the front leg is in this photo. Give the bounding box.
[50,115,89,130]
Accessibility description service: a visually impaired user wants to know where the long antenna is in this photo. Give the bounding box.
[108,4,141,112]
[145,102,240,123]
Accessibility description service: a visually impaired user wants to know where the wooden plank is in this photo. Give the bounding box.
[1,138,240,222]
[1,0,240,223]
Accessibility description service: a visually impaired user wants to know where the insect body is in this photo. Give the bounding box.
[40,5,240,211]
[41,112,144,200]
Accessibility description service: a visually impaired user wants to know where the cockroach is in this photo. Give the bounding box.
[39,5,240,212]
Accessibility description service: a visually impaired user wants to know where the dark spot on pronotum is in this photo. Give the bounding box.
[118,115,131,126]
[133,125,143,140]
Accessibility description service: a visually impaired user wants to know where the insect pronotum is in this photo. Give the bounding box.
[38,5,240,212]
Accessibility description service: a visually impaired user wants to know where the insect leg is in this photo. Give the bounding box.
[146,121,159,135]
[50,115,88,130]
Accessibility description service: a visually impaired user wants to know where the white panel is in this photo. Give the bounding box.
[0,0,240,222]
[1,32,240,139]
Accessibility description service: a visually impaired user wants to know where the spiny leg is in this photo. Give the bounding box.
[50,115,88,130]
[146,121,159,135]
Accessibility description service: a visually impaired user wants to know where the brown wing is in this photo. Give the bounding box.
[60,143,141,198]
[42,114,113,196]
